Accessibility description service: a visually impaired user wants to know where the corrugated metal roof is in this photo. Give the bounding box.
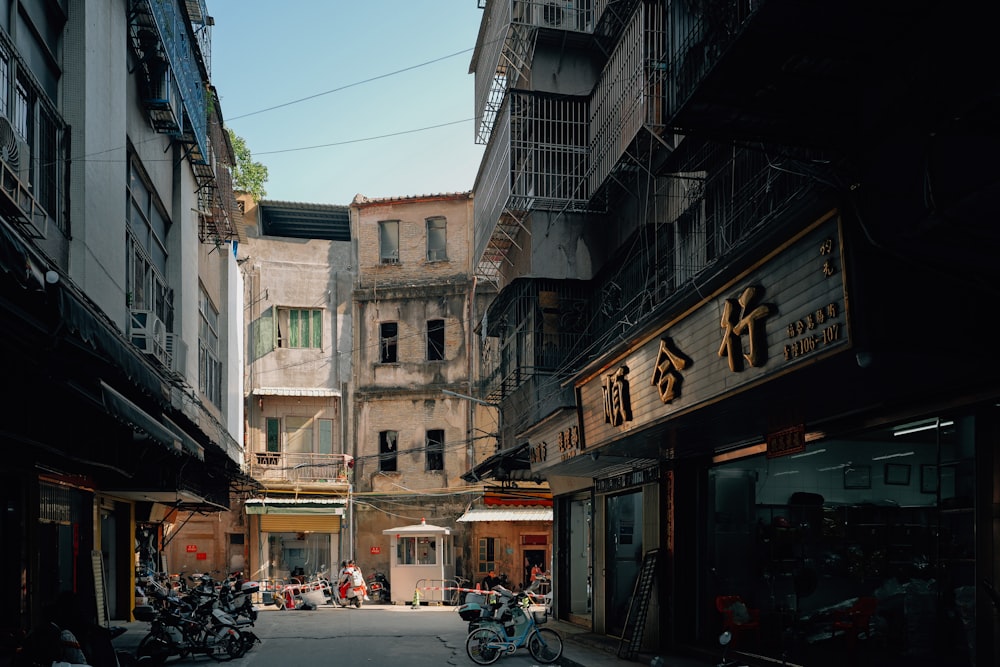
[252,387,341,397]
[457,508,553,522]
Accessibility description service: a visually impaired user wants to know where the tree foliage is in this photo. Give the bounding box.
[228,129,268,202]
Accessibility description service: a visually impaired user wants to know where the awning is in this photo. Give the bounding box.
[252,387,341,397]
[164,415,205,460]
[245,498,347,515]
[484,488,552,507]
[461,442,532,483]
[100,381,183,455]
[457,508,553,522]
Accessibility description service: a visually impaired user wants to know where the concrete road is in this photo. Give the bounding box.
[118,603,565,667]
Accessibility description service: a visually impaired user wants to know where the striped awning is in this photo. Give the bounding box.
[457,508,553,523]
[252,387,341,397]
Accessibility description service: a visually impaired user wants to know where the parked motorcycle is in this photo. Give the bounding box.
[366,570,390,604]
[135,574,259,665]
[218,572,258,624]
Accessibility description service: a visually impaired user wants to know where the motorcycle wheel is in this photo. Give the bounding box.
[208,625,244,662]
[353,596,362,608]
[466,627,503,665]
[136,632,171,667]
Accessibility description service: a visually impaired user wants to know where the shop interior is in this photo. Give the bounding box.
[709,415,977,665]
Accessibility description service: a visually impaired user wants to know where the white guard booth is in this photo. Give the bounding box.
[382,518,455,604]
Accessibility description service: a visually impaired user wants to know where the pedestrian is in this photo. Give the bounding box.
[481,570,501,591]
[531,563,543,582]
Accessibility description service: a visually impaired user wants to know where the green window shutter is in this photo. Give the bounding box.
[290,309,301,347]
[266,418,280,453]
[253,307,275,359]
[318,419,333,455]
[312,310,322,348]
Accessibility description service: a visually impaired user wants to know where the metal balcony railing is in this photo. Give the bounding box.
[479,277,591,401]
[249,452,353,486]
[474,1,596,146]
[664,0,757,124]
[589,0,668,197]
[474,91,591,285]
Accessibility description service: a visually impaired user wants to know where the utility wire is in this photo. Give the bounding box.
[226,47,476,122]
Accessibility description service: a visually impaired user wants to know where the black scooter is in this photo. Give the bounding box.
[366,571,391,604]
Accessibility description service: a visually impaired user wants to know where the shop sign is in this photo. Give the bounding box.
[370,546,381,555]
[578,211,850,449]
[766,425,806,458]
[185,545,197,553]
[595,465,660,494]
[526,414,584,467]
[196,552,207,560]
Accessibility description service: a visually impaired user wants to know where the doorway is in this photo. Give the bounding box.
[605,490,643,637]
[522,549,546,590]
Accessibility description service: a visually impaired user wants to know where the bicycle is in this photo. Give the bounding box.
[449,575,472,606]
[465,587,563,664]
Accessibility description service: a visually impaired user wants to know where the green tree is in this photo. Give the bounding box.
[228,129,268,202]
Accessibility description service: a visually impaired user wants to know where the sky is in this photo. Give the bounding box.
[208,1,487,205]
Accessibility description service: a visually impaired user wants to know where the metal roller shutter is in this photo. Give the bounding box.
[260,514,341,533]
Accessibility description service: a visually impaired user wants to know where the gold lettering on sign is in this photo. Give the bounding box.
[719,285,774,372]
[602,365,633,427]
[819,237,837,277]
[650,338,688,403]
[783,302,842,361]
[558,425,581,461]
[530,441,548,464]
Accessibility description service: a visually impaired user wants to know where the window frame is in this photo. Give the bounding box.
[276,307,323,349]
[426,429,444,471]
[379,430,398,472]
[198,287,222,407]
[427,319,445,361]
[379,220,400,264]
[379,321,399,363]
[478,537,497,574]
[426,216,447,262]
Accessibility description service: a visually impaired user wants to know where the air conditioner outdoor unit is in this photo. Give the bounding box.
[164,332,187,373]
[537,1,581,31]
[0,116,31,186]
[130,309,167,364]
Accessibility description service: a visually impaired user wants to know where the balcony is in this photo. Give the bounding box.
[474,91,591,285]
[662,0,980,149]
[473,0,595,146]
[128,0,209,166]
[249,452,353,489]
[480,277,591,402]
[589,0,668,202]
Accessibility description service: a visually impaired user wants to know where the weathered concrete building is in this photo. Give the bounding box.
[349,191,490,589]
[1,0,245,629]
[236,197,356,591]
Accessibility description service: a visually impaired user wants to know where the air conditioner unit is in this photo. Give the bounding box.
[0,116,31,186]
[164,332,187,373]
[130,309,167,363]
[537,1,581,31]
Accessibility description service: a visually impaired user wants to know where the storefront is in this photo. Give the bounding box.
[245,498,347,596]
[702,414,983,665]
[536,209,998,666]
